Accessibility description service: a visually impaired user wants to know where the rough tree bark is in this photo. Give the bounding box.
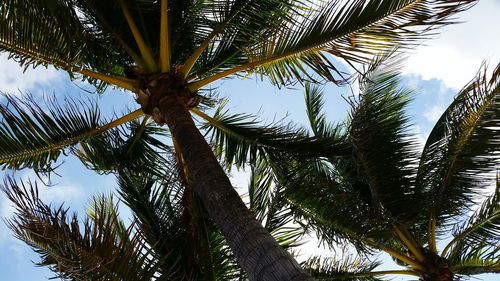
[154,89,313,281]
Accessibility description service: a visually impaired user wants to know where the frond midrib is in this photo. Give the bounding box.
[433,80,500,216]
[443,208,499,257]
[0,109,143,166]
[189,0,430,89]
[0,41,76,69]
[192,108,272,147]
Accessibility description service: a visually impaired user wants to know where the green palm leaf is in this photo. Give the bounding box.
[417,63,500,230]
[185,0,303,73]
[117,168,197,279]
[451,258,500,276]
[245,77,410,252]
[0,0,129,88]
[248,156,304,250]
[75,117,174,177]
[0,93,141,174]
[191,0,477,87]
[273,152,398,254]
[444,177,500,273]
[0,0,85,68]
[1,177,172,281]
[86,193,129,241]
[348,59,421,223]
[71,0,142,66]
[304,82,344,139]
[255,0,476,84]
[302,254,383,281]
[117,160,241,280]
[196,103,350,168]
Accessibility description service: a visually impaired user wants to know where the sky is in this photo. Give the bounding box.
[0,1,499,280]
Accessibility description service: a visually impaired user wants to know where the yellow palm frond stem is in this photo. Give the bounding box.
[190,107,228,131]
[180,25,224,77]
[187,49,322,91]
[441,234,457,258]
[2,110,143,165]
[381,246,426,271]
[0,41,136,91]
[78,69,135,91]
[180,1,253,77]
[428,214,438,254]
[352,270,420,277]
[394,228,426,262]
[94,23,146,68]
[0,41,68,69]
[190,107,266,147]
[98,109,144,133]
[159,0,170,72]
[187,57,276,91]
[356,237,426,271]
[120,0,157,71]
[118,39,147,68]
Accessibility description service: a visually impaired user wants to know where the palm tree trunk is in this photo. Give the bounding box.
[158,94,313,281]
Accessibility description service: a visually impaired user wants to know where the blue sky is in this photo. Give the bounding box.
[0,1,499,280]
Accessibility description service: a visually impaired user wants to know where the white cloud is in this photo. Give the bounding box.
[0,55,62,94]
[423,105,446,123]
[37,184,85,205]
[404,1,500,90]
[410,125,429,152]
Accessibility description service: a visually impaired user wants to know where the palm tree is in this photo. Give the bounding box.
[251,61,499,281]
[1,119,286,280]
[0,1,478,279]
[1,128,378,280]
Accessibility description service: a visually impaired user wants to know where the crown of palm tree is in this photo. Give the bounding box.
[209,60,498,281]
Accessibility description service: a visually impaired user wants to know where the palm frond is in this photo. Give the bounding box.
[302,253,383,281]
[168,0,215,67]
[116,158,240,280]
[188,0,306,78]
[0,0,130,89]
[190,0,477,88]
[417,63,500,230]
[348,59,421,223]
[195,103,350,168]
[444,176,500,265]
[271,151,387,254]
[72,0,145,65]
[254,0,477,85]
[256,72,412,251]
[248,156,304,251]
[451,258,500,275]
[75,117,174,176]
[115,158,188,275]
[1,177,171,281]
[183,0,304,75]
[86,193,129,241]
[0,94,138,174]
[248,156,276,223]
[304,82,344,138]
[78,0,213,69]
[0,0,84,68]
